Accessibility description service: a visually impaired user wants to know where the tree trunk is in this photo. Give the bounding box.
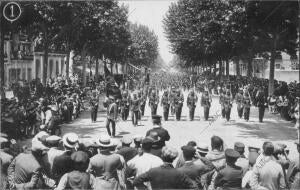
[247,55,253,77]
[235,57,240,76]
[219,60,223,76]
[110,63,113,74]
[226,59,229,77]
[0,2,4,88]
[269,36,278,96]
[65,50,70,79]
[95,58,99,81]
[43,45,48,85]
[81,44,88,86]
[213,62,217,76]
[116,63,118,74]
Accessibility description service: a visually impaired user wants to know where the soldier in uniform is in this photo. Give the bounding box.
[105,95,118,137]
[224,90,233,122]
[201,90,212,121]
[160,90,170,121]
[174,89,184,121]
[169,86,176,115]
[139,89,146,117]
[187,90,198,121]
[256,86,267,123]
[243,92,252,122]
[149,90,159,116]
[120,90,130,121]
[219,90,226,118]
[235,89,244,119]
[89,91,99,123]
[131,93,140,127]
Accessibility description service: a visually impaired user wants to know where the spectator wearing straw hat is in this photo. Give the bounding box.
[87,134,123,180]
[55,151,95,190]
[133,146,196,189]
[52,133,79,182]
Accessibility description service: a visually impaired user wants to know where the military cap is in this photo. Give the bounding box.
[225,148,240,159]
[234,142,245,152]
[121,136,133,145]
[152,115,162,123]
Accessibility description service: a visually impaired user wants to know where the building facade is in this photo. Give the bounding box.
[4,33,67,86]
[229,52,299,83]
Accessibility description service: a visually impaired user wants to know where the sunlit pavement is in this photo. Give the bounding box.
[61,91,298,160]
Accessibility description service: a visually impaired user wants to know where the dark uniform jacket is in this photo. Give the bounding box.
[187,94,198,108]
[214,164,243,190]
[133,163,196,189]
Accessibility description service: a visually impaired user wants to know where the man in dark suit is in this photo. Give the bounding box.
[177,145,212,188]
[213,149,243,190]
[133,146,196,189]
[146,115,170,147]
[256,86,267,122]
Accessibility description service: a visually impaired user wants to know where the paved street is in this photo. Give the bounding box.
[61,91,299,159]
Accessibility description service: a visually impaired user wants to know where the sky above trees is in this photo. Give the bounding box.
[120,0,177,64]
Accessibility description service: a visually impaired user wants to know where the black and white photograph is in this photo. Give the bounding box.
[0,0,300,189]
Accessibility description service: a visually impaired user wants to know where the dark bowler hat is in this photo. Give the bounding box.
[234,142,245,152]
[181,145,196,158]
[152,115,162,123]
[225,149,240,159]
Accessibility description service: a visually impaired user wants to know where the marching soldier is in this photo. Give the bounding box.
[161,90,170,121]
[224,90,233,122]
[256,86,267,123]
[219,90,226,118]
[169,86,176,115]
[131,93,140,127]
[235,89,244,119]
[174,89,184,121]
[243,91,252,121]
[139,88,146,117]
[201,90,212,121]
[120,90,130,121]
[149,90,159,116]
[187,90,198,121]
[89,91,99,123]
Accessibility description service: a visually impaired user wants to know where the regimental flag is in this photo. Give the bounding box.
[104,64,121,99]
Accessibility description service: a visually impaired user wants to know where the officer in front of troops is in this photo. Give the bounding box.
[187,90,198,121]
[120,90,130,121]
[161,90,170,121]
[201,90,212,121]
[131,93,140,127]
[89,91,99,123]
[243,91,252,122]
[149,90,159,116]
[235,89,244,119]
[174,89,184,121]
[256,86,267,123]
[224,90,233,122]
[105,95,118,137]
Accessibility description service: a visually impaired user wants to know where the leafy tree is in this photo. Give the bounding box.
[246,1,298,95]
[129,23,159,67]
